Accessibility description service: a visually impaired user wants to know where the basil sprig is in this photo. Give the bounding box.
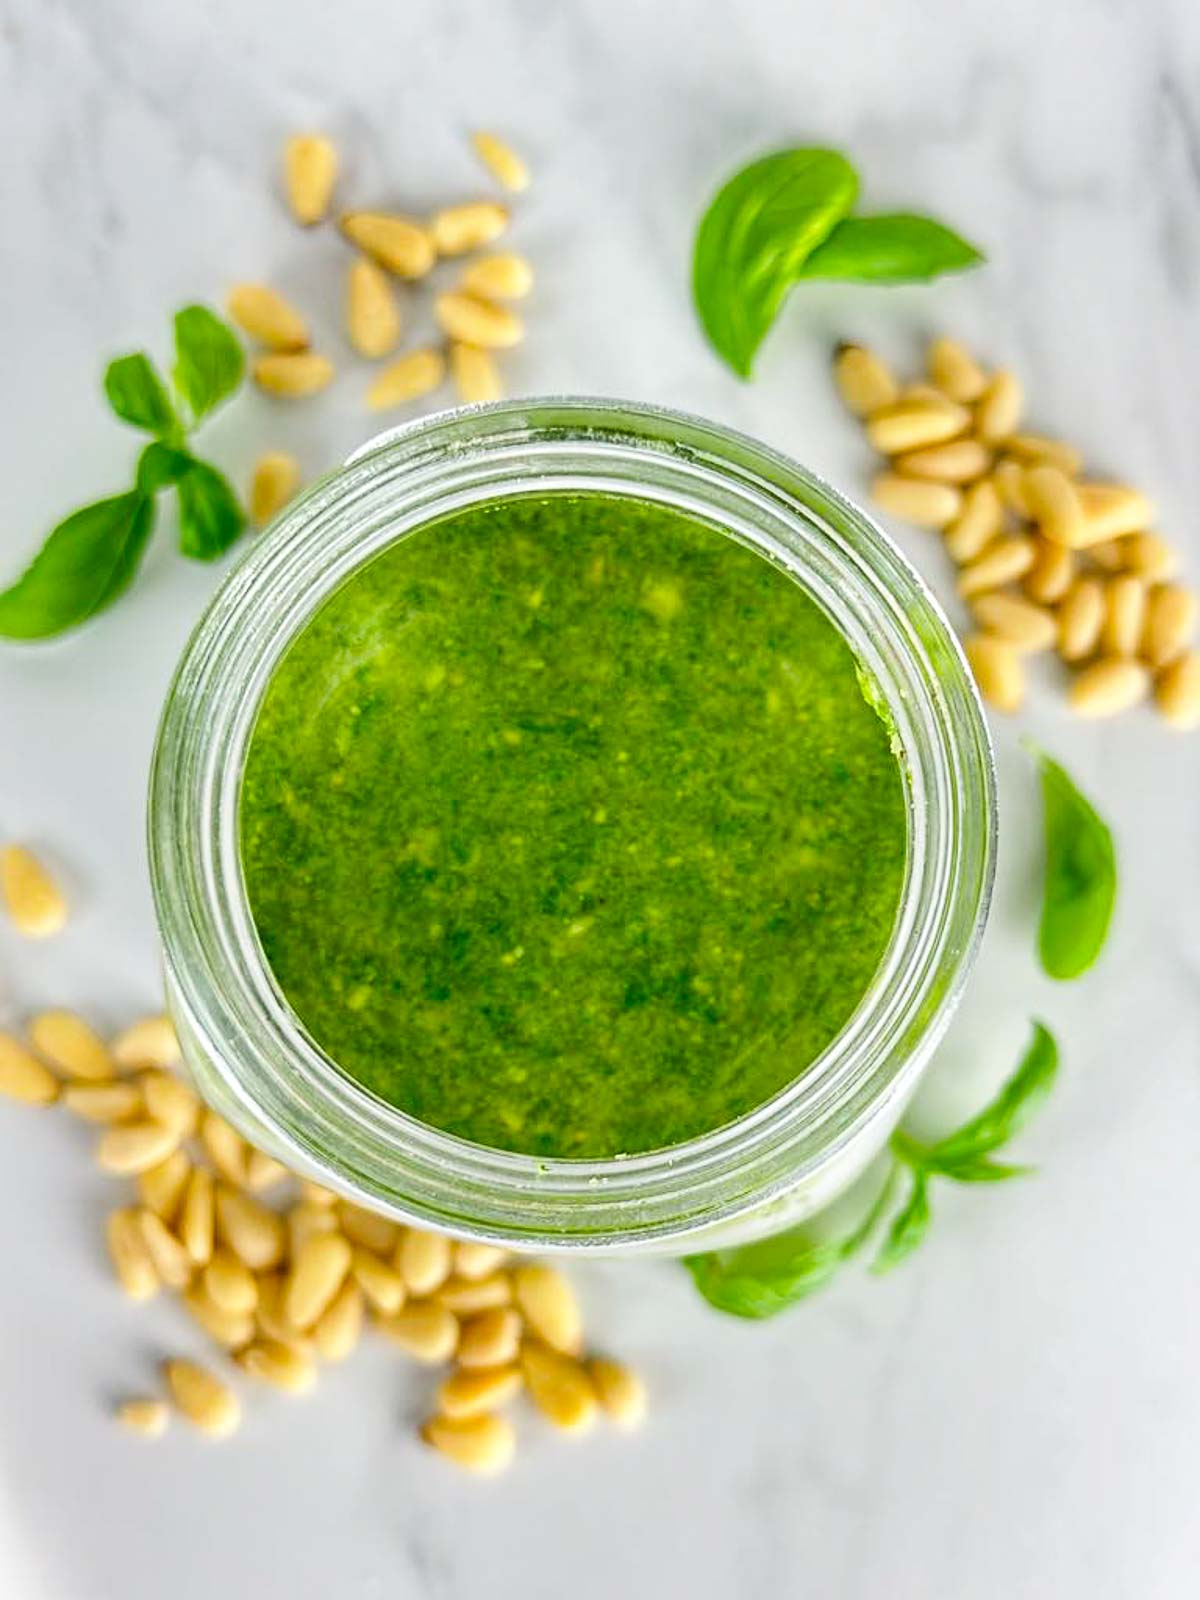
[1027,743,1117,981]
[686,1022,1058,1318]
[0,306,246,640]
[692,145,984,377]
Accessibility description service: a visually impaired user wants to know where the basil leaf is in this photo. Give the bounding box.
[692,148,858,378]
[798,213,984,283]
[176,457,246,561]
[172,305,244,423]
[103,353,179,438]
[136,441,192,494]
[1028,744,1117,980]
[0,492,155,639]
[872,1169,930,1274]
[929,1156,1032,1184]
[922,1022,1059,1171]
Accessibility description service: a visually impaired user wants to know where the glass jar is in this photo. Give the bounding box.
[149,398,995,1255]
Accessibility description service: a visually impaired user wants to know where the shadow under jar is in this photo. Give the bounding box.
[149,398,995,1255]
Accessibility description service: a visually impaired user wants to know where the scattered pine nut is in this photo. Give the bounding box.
[398,1229,453,1297]
[365,347,446,411]
[116,1398,169,1438]
[351,1246,406,1314]
[894,439,991,484]
[521,1342,598,1434]
[284,134,338,226]
[435,1272,514,1314]
[430,201,509,257]
[865,400,969,454]
[183,1284,255,1348]
[226,284,309,352]
[62,1081,141,1123]
[870,473,962,530]
[1086,539,1127,573]
[284,1232,352,1329]
[254,1272,314,1353]
[1122,533,1177,584]
[833,343,899,418]
[97,1119,181,1176]
[215,1185,286,1271]
[237,1338,318,1394]
[139,1069,199,1138]
[245,1149,289,1193]
[300,1181,338,1209]
[377,1303,460,1364]
[253,352,335,399]
[1024,465,1085,548]
[471,131,531,194]
[422,1411,516,1475]
[338,1202,398,1256]
[112,1016,179,1072]
[513,1264,583,1356]
[956,536,1035,599]
[1076,483,1155,542]
[313,1279,364,1362]
[944,479,1004,564]
[434,292,524,350]
[1003,434,1083,476]
[165,1359,241,1437]
[0,845,67,938]
[0,1030,60,1105]
[179,1166,215,1266]
[339,212,436,279]
[454,1241,510,1283]
[449,342,503,405]
[249,453,301,528]
[1155,651,1200,729]
[1058,577,1106,663]
[459,253,534,302]
[200,1111,250,1187]
[137,1148,191,1224]
[970,593,1057,654]
[1101,575,1148,657]
[927,336,986,403]
[437,1363,522,1419]
[287,1201,339,1258]
[1069,657,1150,718]
[456,1307,523,1370]
[29,1011,114,1082]
[345,257,403,359]
[964,634,1024,713]
[107,1207,160,1301]
[1023,538,1075,605]
[588,1358,647,1430]
[991,458,1033,519]
[1142,585,1197,669]
[205,1247,260,1315]
[138,1208,193,1289]
[974,369,1023,442]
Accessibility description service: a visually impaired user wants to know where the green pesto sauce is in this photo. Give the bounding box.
[239,493,907,1158]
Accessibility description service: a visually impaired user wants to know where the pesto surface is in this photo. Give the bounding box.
[240,493,907,1158]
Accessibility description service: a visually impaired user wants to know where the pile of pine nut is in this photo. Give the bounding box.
[0,849,644,1476]
[237,129,534,530]
[834,338,1200,726]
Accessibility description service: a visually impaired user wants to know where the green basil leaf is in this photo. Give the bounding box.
[797,213,984,283]
[923,1022,1059,1170]
[103,353,179,437]
[136,441,192,494]
[1028,743,1117,980]
[929,1156,1032,1184]
[0,492,155,640]
[692,148,859,378]
[872,1169,930,1273]
[176,457,246,561]
[172,305,244,423]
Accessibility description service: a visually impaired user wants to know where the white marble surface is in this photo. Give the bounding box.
[2,0,1199,1595]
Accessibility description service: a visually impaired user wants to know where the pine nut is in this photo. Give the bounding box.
[449,342,503,405]
[1058,577,1106,662]
[927,336,986,403]
[116,1398,169,1438]
[521,1341,598,1433]
[138,1069,199,1138]
[0,846,67,938]
[460,253,534,302]
[900,383,949,405]
[956,536,1035,598]
[337,1203,398,1256]
[0,1031,60,1104]
[313,1279,364,1362]
[365,348,445,410]
[974,369,1023,442]
[249,453,301,528]
[29,1011,114,1082]
[180,1166,215,1265]
[430,201,509,257]
[350,1246,406,1315]
[286,1203,338,1258]
[513,1264,583,1355]
[1023,538,1075,605]
[138,1209,193,1289]
[1101,574,1147,656]
[894,439,992,483]
[254,1272,314,1354]
[1087,539,1127,572]
[98,1119,181,1176]
[454,1241,510,1282]
[300,1181,338,1209]
[253,352,335,398]
[865,401,970,454]
[1024,465,1086,548]
[216,1185,286,1271]
[991,459,1033,519]
[164,1358,241,1437]
[226,284,309,352]
[870,473,962,530]
[137,1148,191,1224]
[588,1358,647,1429]
[339,212,436,278]
[205,1248,260,1315]
[1069,657,1149,718]
[345,257,402,359]
[398,1229,453,1297]
[971,593,1057,653]
[471,131,530,194]
[1155,651,1200,729]
[285,1232,352,1329]
[237,1338,318,1394]
[1077,483,1155,541]
[62,1081,141,1122]
[944,479,1004,564]
[436,1363,522,1419]
[200,1111,250,1187]
[434,292,524,350]
[245,1149,289,1193]
[182,1285,254,1348]
[284,133,338,226]
[457,1307,523,1370]
[1122,533,1178,583]
[435,1273,514,1314]
[832,343,898,418]
[1142,585,1198,669]
[1003,434,1083,476]
[964,634,1024,713]
[376,1303,460,1364]
[107,1207,160,1301]
[112,1016,180,1071]
[421,1411,516,1475]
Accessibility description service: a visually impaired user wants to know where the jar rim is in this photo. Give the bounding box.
[149,397,996,1249]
